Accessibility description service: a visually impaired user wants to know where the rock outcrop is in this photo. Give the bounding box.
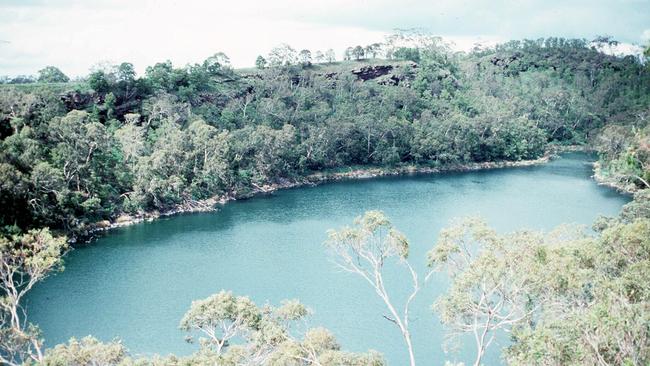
[60,90,100,111]
[351,65,394,81]
[351,62,417,86]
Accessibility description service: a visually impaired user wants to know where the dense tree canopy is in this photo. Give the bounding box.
[428,192,650,365]
[0,35,649,365]
[36,67,69,84]
[0,37,647,236]
[37,293,384,366]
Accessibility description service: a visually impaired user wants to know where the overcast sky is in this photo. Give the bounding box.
[1,0,649,77]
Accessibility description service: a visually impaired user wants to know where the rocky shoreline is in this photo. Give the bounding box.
[592,161,639,194]
[543,145,638,195]
[543,145,638,194]
[84,154,554,239]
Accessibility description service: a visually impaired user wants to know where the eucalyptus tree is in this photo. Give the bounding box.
[37,66,69,83]
[234,124,298,185]
[0,87,64,135]
[42,110,122,226]
[0,88,36,136]
[141,93,191,129]
[131,120,189,209]
[0,229,68,366]
[38,291,382,366]
[115,62,139,104]
[326,211,430,366]
[179,290,383,365]
[299,50,312,66]
[427,218,558,366]
[256,55,267,69]
[343,47,353,61]
[87,70,112,94]
[351,46,365,60]
[204,52,231,72]
[365,43,382,58]
[41,337,128,366]
[144,60,176,92]
[180,291,263,356]
[325,49,336,63]
[268,44,297,66]
[596,122,650,190]
[114,113,146,166]
[186,119,232,198]
[314,51,325,64]
[505,216,650,365]
[428,197,650,366]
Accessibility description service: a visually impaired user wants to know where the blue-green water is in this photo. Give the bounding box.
[25,153,629,365]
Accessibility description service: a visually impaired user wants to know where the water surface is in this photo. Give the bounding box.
[26,153,629,365]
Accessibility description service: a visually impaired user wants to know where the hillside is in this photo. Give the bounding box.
[0,39,648,235]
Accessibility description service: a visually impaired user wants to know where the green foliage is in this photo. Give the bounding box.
[506,217,650,365]
[595,117,650,190]
[428,218,585,365]
[430,192,650,365]
[0,228,67,365]
[327,210,410,260]
[87,70,112,94]
[255,55,267,69]
[42,336,127,366]
[38,291,381,366]
[2,33,649,366]
[0,36,648,239]
[393,47,421,62]
[178,291,384,365]
[37,66,69,83]
[326,211,418,366]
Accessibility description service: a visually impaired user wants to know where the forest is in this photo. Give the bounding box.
[1,32,650,365]
[1,35,648,236]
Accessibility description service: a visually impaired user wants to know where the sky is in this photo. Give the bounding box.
[0,0,649,77]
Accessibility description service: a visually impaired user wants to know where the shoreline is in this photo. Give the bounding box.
[591,161,639,195]
[545,145,638,195]
[83,153,556,240]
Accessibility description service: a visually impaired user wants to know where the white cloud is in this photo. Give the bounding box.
[0,0,386,76]
[642,29,650,42]
[0,0,648,77]
[592,42,645,59]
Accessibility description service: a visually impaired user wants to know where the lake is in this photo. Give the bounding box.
[25,152,629,365]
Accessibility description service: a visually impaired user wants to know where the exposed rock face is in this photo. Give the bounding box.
[376,75,402,86]
[241,73,263,80]
[352,62,417,86]
[245,62,418,88]
[489,52,523,68]
[351,65,394,81]
[60,90,100,111]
